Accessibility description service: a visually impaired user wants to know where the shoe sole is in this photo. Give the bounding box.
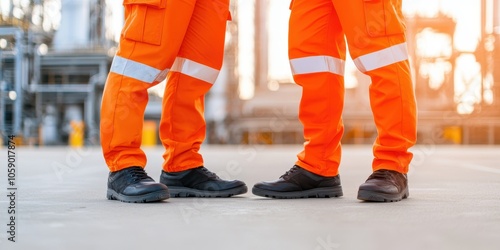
[107,189,170,203]
[252,186,343,199]
[357,187,409,202]
[168,185,248,198]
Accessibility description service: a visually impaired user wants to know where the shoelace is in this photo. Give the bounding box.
[368,170,405,183]
[200,167,219,179]
[280,165,300,179]
[127,167,152,182]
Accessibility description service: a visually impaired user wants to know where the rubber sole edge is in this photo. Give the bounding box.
[252,186,343,199]
[107,189,170,203]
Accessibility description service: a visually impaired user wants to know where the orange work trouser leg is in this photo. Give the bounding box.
[101,0,197,172]
[160,0,230,172]
[333,0,417,174]
[289,0,347,177]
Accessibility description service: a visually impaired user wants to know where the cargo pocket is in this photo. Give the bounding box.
[362,0,405,37]
[121,0,167,45]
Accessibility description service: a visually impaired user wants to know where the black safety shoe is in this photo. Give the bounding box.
[107,167,170,203]
[160,167,247,197]
[357,169,409,202]
[252,165,343,199]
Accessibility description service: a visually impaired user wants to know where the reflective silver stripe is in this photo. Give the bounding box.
[110,55,168,83]
[289,55,345,76]
[353,43,409,72]
[171,57,219,84]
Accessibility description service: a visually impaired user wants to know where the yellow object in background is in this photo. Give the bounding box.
[69,121,85,147]
[142,120,157,146]
[443,126,462,144]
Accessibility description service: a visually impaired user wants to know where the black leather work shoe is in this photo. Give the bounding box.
[107,167,170,203]
[252,165,343,199]
[160,167,247,197]
[357,169,409,202]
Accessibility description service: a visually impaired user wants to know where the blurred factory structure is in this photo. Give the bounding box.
[1,0,499,146]
[0,0,117,146]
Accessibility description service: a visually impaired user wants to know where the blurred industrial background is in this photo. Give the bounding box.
[1,0,499,147]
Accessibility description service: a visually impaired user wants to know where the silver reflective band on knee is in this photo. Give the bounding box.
[289,55,345,76]
[110,55,169,83]
[353,42,409,73]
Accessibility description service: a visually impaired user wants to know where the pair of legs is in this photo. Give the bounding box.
[102,0,246,202]
[253,0,417,201]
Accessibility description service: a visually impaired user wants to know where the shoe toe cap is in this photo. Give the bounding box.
[123,181,169,196]
[253,180,300,192]
[198,179,246,191]
[223,179,247,190]
[359,182,399,194]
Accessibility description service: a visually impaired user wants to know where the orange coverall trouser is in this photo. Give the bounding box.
[289,0,417,177]
[100,0,230,172]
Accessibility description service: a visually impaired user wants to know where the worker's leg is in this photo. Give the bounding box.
[158,0,247,198]
[333,0,417,174]
[333,0,416,202]
[160,0,230,172]
[252,0,346,199]
[101,0,196,172]
[289,0,347,177]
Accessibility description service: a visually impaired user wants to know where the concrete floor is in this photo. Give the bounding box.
[0,145,499,250]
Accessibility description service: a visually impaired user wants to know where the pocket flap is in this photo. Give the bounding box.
[123,0,166,8]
